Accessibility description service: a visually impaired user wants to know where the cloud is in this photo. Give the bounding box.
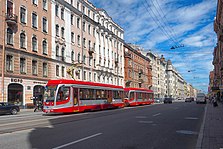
[89,0,217,92]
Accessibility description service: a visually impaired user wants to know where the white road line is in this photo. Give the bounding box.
[53,133,102,149]
[153,113,161,117]
[138,121,153,124]
[136,116,147,119]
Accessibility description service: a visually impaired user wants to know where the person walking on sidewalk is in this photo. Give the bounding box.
[213,95,218,107]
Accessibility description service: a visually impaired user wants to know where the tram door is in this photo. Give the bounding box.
[108,90,112,103]
[73,88,79,106]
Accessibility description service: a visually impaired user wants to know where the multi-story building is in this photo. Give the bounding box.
[146,51,167,98]
[213,0,223,99]
[124,43,152,89]
[208,71,214,95]
[52,0,124,86]
[166,60,184,99]
[0,0,52,106]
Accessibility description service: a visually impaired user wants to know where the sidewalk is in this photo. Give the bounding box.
[197,102,223,149]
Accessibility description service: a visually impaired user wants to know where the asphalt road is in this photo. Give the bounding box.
[0,102,205,149]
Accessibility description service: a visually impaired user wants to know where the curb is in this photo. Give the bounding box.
[196,103,208,149]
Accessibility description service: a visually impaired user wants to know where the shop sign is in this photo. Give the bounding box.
[11,78,23,83]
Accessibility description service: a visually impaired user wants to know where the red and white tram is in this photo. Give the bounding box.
[124,88,154,106]
[43,80,124,113]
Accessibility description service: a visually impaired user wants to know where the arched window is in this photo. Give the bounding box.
[20,32,26,49]
[56,45,59,56]
[42,39,47,54]
[7,28,13,45]
[32,35,37,51]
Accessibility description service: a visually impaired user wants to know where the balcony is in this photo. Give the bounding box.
[5,13,18,25]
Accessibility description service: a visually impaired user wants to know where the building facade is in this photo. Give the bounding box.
[51,0,124,86]
[213,0,223,100]
[0,0,52,106]
[124,43,152,89]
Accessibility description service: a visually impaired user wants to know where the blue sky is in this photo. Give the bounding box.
[89,0,217,93]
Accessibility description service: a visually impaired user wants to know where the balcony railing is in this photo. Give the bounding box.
[5,13,18,24]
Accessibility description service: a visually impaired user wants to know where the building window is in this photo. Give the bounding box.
[42,17,47,33]
[20,32,26,49]
[7,28,13,45]
[88,10,90,17]
[32,60,37,75]
[83,38,86,48]
[71,51,74,62]
[20,57,26,74]
[61,8,64,20]
[83,21,85,31]
[77,18,80,28]
[93,27,95,37]
[88,40,91,49]
[71,14,73,25]
[56,45,59,56]
[61,27,64,39]
[43,62,47,77]
[32,36,37,52]
[20,7,26,24]
[83,55,86,64]
[71,32,74,43]
[77,2,79,10]
[42,0,47,10]
[84,71,86,80]
[89,72,91,81]
[6,55,13,72]
[77,35,80,45]
[32,0,38,5]
[56,24,59,36]
[82,6,85,14]
[42,39,47,55]
[55,5,59,16]
[78,53,80,63]
[61,48,65,61]
[62,66,65,77]
[56,65,59,76]
[88,24,91,34]
[94,73,96,82]
[32,12,37,28]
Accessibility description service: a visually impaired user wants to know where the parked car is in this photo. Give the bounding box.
[0,102,20,115]
[164,98,173,104]
[185,98,192,102]
[154,98,163,103]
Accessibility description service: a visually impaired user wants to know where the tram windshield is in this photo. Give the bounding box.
[44,85,58,102]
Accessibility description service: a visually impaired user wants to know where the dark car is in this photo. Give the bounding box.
[0,102,20,115]
[164,98,173,104]
[185,98,192,102]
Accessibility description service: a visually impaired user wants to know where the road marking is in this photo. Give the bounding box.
[153,113,161,117]
[136,116,147,119]
[53,133,102,149]
[176,130,198,135]
[184,117,198,120]
[138,121,153,124]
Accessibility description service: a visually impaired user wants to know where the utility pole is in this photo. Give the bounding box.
[1,0,6,102]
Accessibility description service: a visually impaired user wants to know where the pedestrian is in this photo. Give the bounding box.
[213,95,218,107]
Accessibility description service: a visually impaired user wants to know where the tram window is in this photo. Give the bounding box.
[124,91,129,98]
[56,86,70,101]
[138,93,142,99]
[96,90,101,99]
[113,91,123,99]
[130,92,134,99]
[80,88,89,100]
